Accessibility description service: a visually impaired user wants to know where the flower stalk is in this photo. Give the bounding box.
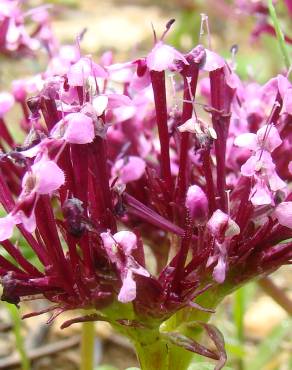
[80,321,95,370]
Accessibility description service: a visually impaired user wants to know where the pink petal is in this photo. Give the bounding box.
[114,231,137,256]
[213,256,226,284]
[283,88,292,115]
[257,125,282,152]
[92,95,108,116]
[64,113,95,144]
[112,156,146,184]
[32,160,65,194]
[268,172,286,192]
[207,210,239,239]
[207,209,229,238]
[17,211,36,233]
[241,155,258,177]
[146,42,188,72]
[203,49,225,72]
[0,215,15,241]
[274,202,292,228]
[118,270,136,303]
[250,183,272,206]
[234,133,258,151]
[67,58,107,86]
[100,232,120,264]
[277,74,291,99]
[0,92,15,117]
[107,94,133,108]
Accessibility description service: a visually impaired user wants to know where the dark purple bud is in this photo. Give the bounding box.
[62,198,85,237]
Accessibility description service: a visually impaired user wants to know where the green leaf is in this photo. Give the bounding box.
[246,319,292,370]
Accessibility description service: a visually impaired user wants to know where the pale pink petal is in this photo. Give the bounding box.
[257,125,282,152]
[107,94,133,108]
[146,42,188,72]
[283,88,292,115]
[288,161,292,175]
[0,215,15,241]
[100,232,119,264]
[112,156,146,184]
[64,113,95,144]
[92,95,108,116]
[17,211,36,233]
[203,49,225,72]
[213,256,226,284]
[207,209,229,238]
[114,231,137,256]
[32,160,65,194]
[207,209,239,239]
[268,172,286,191]
[277,74,291,99]
[234,133,258,151]
[118,270,136,303]
[130,70,151,90]
[67,58,107,86]
[274,202,292,228]
[241,155,258,176]
[0,92,15,117]
[250,183,272,206]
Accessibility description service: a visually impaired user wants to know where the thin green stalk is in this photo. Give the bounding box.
[268,0,291,70]
[233,288,245,370]
[5,303,30,370]
[81,321,95,370]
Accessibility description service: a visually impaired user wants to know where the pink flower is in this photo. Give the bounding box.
[100,231,149,303]
[22,160,65,195]
[234,125,282,153]
[146,41,188,71]
[51,113,95,144]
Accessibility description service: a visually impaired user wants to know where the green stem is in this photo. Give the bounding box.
[132,329,170,370]
[5,303,30,370]
[80,321,95,370]
[268,0,291,70]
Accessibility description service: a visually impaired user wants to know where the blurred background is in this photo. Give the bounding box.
[0,1,291,369]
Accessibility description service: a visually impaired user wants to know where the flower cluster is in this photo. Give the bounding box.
[0,0,57,57]
[0,11,291,368]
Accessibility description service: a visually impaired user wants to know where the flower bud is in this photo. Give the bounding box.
[185,185,208,226]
